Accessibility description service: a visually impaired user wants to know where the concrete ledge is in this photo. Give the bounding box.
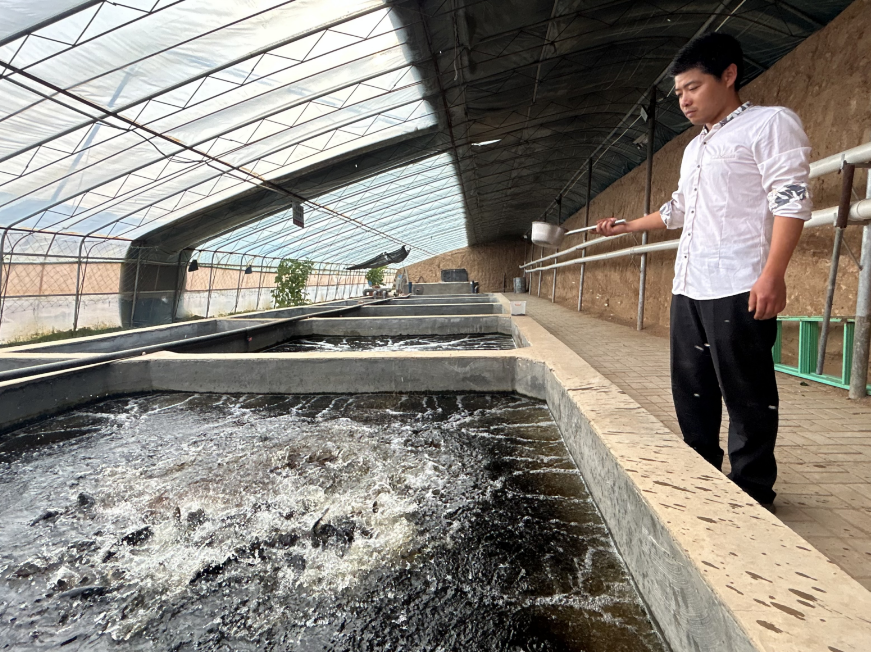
[146,352,516,395]
[294,315,513,338]
[0,354,81,372]
[513,315,871,652]
[0,359,149,437]
[2,319,221,354]
[354,303,503,317]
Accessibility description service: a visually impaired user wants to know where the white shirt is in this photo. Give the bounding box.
[660,103,812,300]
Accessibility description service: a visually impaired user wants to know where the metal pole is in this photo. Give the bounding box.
[232,255,245,314]
[256,257,265,310]
[537,247,542,296]
[204,253,217,319]
[552,263,557,301]
[171,251,184,322]
[314,262,322,303]
[130,247,142,326]
[849,169,871,399]
[0,227,7,332]
[637,88,657,331]
[72,236,86,332]
[579,157,593,311]
[817,162,856,375]
[553,195,561,302]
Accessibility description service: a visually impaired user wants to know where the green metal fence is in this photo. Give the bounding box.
[773,316,870,391]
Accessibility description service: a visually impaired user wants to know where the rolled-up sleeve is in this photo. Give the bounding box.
[754,108,812,220]
[660,184,686,229]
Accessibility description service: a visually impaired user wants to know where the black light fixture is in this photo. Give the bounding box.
[244,265,253,274]
[188,259,199,272]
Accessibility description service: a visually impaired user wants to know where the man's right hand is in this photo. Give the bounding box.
[595,217,630,236]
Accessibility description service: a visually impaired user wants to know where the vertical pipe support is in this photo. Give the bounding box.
[204,253,217,319]
[849,166,871,398]
[72,236,87,332]
[171,251,184,323]
[817,162,856,375]
[637,87,657,331]
[553,196,561,302]
[255,258,265,311]
[0,227,12,331]
[130,247,142,326]
[232,255,245,314]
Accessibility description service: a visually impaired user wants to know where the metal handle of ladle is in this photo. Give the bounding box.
[565,219,626,236]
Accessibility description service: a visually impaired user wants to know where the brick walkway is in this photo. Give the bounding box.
[507,293,871,590]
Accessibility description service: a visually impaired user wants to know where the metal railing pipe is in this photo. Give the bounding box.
[521,229,631,269]
[804,197,871,228]
[524,240,680,274]
[523,142,871,272]
[809,142,871,178]
[524,198,871,275]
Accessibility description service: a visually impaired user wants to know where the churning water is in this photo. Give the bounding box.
[266,333,516,353]
[0,393,665,651]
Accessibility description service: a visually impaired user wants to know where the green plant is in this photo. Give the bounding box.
[365,266,385,286]
[271,258,314,307]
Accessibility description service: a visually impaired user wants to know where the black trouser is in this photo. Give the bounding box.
[670,292,779,504]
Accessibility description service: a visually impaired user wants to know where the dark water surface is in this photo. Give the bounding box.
[265,333,516,353]
[0,393,665,651]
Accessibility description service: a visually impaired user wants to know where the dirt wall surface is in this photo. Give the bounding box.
[414,0,871,334]
[404,240,528,292]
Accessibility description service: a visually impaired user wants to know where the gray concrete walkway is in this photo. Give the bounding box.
[507,293,871,590]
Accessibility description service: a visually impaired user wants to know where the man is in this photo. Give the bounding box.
[596,33,811,507]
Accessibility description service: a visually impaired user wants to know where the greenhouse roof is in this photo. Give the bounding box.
[0,0,852,265]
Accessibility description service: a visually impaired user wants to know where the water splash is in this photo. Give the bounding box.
[0,393,665,651]
[265,333,516,353]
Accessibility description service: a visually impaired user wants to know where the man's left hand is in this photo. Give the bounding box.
[748,272,787,320]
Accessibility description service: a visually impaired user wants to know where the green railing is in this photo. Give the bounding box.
[773,316,870,391]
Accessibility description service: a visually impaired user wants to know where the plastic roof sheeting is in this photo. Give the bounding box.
[0,1,453,260]
[198,152,467,265]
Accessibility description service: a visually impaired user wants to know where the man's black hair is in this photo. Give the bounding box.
[669,32,745,91]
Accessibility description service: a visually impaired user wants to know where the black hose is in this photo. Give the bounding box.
[0,296,402,384]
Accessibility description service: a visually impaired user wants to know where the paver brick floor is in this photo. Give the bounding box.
[507,293,871,590]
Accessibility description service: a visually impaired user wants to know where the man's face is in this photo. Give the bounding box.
[674,65,736,126]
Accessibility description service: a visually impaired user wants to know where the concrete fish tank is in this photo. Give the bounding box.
[0,393,664,650]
